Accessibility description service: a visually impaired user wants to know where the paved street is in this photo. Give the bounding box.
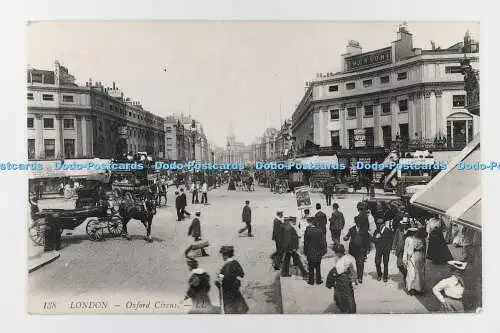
[29,185,458,314]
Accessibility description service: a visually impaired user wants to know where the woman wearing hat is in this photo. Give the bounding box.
[183,258,218,314]
[432,261,467,312]
[402,227,426,295]
[215,246,249,314]
[426,215,453,264]
[326,244,357,313]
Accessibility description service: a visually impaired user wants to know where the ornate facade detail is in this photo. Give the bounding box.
[435,89,443,98]
[461,56,480,114]
[423,90,432,98]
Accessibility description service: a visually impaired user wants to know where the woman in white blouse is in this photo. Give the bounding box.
[432,260,466,312]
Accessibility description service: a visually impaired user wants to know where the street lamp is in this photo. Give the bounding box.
[191,120,196,161]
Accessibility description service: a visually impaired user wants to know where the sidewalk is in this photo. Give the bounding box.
[28,238,60,273]
[280,249,429,314]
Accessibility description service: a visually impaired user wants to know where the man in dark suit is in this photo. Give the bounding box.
[271,210,284,270]
[304,217,327,285]
[372,218,394,282]
[175,191,183,221]
[238,200,253,237]
[280,217,308,279]
[185,212,209,257]
[314,203,328,237]
[356,201,370,256]
[180,188,190,218]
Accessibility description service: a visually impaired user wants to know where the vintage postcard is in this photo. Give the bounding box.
[26,21,481,314]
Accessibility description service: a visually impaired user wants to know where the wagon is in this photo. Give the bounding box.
[28,200,122,246]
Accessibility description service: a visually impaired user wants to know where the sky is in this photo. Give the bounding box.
[27,21,479,146]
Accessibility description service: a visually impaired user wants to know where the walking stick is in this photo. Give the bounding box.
[218,275,225,314]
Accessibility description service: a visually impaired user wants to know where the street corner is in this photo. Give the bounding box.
[28,250,60,273]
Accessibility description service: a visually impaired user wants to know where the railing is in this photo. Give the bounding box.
[400,139,467,152]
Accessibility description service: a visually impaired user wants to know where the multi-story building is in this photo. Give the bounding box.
[27,61,165,160]
[163,113,210,162]
[291,25,479,156]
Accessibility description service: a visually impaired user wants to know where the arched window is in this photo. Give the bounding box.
[446,112,474,150]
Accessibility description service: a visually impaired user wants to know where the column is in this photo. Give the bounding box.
[313,108,322,145]
[322,107,329,147]
[408,94,415,139]
[356,102,363,129]
[35,114,43,159]
[373,100,382,146]
[75,116,83,158]
[55,116,63,158]
[340,104,348,148]
[390,96,399,140]
[429,90,437,138]
[414,92,423,138]
[435,90,443,136]
[423,91,432,139]
[81,116,87,157]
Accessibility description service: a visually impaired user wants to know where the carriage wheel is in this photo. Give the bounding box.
[86,219,104,241]
[28,223,45,246]
[107,214,123,237]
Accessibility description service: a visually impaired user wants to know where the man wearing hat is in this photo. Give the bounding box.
[175,191,183,221]
[355,201,371,256]
[314,203,328,237]
[280,216,308,280]
[372,218,394,282]
[183,258,218,314]
[304,217,327,285]
[271,210,285,270]
[329,203,345,246]
[432,261,467,312]
[238,200,253,237]
[185,212,209,257]
[395,218,410,283]
[215,246,249,314]
[180,188,191,218]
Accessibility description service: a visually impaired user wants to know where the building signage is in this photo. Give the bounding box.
[345,47,392,71]
[354,129,366,148]
[118,126,129,139]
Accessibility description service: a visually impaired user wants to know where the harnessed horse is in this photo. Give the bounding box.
[119,190,157,242]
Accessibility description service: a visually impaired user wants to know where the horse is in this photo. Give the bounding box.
[118,191,157,242]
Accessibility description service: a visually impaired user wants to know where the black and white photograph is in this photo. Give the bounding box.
[25,20,482,314]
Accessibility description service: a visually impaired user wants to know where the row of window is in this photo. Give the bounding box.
[327,66,461,93]
[27,138,76,159]
[329,124,408,149]
[27,117,75,129]
[328,95,466,120]
[27,93,75,102]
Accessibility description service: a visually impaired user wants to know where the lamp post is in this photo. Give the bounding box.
[191,120,196,161]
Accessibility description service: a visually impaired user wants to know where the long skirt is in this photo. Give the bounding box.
[427,230,453,264]
[405,252,425,293]
[392,228,405,251]
[442,296,464,312]
[188,294,219,314]
[223,288,249,314]
[333,274,356,313]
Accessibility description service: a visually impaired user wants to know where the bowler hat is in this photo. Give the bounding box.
[448,260,467,270]
[219,245,234,255]
[195,212,201,216]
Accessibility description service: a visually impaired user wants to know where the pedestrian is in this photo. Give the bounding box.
[183,258,218,314]
[323,180,333,206]
[191,182,199,204]
[180,188,191,218]
[372,218,394,282]
[185,212,209,257]
[355,201,371,257]
[271,210,285,270]
[280,216,308,279]
[432,260,467,312]
[343,217,367,284]
[403,227,426,295]
[215,246,249,314]
[158,182,167,207]
[238,200,253,237]
[314,203,328,237]
[201,181,208,204]
[303,217,327,285]
[175,191,183,221]
[326,243,357,313]
[426,215,453,264]
[396,219,410,287]
[329,203,345,246]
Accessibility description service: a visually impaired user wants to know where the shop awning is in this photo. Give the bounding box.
[294,155,338,165]
[28,159,111,179]
[410,137,481,231]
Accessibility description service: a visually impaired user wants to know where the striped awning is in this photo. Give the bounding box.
[410,137,481,231]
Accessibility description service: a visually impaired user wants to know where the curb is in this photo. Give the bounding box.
[28,251,60,273]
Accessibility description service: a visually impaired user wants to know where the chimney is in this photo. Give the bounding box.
[113,81,116,89]
[346,40,362,56]
[393,22,413,61]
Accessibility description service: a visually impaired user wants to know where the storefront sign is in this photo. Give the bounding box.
[295,186,311,210]
[345,47,392,71]
[354,129,366,148]
[118,126,129,139]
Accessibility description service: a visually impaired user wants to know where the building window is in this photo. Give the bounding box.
[363,79,372,87]
[330,109,340,120]
[42,94,54,101]
[381,102,391,114]
[446,66,462,74]
[44,139,55,158]
[27,93,33,100]
[62,95,74,103]
[328,85,338,92]
[43,118,54,129]
[129,112,132,116]
[347,107,357,118]
[397,72,407,80]
[28,139,35,160]
[365,127,374,147]
[348,129,355,149]
[453,95,466,107]
[64,139,75,159]
[398,100,408,112]
[96,99,104,108]
[63,119,74,129]
[166,127,172,133]
[330,130,340,147]
[27,118,34,128]
[31,73,43,83]
[346,82,356,90]
[380,76,390,84]
[364,105,374,117]
[382,126,392,148]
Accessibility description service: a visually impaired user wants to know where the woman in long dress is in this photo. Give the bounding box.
[215,246,249,314]
[403,228,426,295]
[326,244,357,313]
[426,216,453,264]
[184,258,218,314]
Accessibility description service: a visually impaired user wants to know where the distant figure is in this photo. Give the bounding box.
[191,182,199,204]
[215,246,249,314]
[323,179,334,206]
[201,181,208,204]
[175,191,183,221]
[158,182,167,206]
[185,212,209,257]
[329,203,345,245]
[180,188,191,218]
[183,258,218,314]
[238,200,253,237]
